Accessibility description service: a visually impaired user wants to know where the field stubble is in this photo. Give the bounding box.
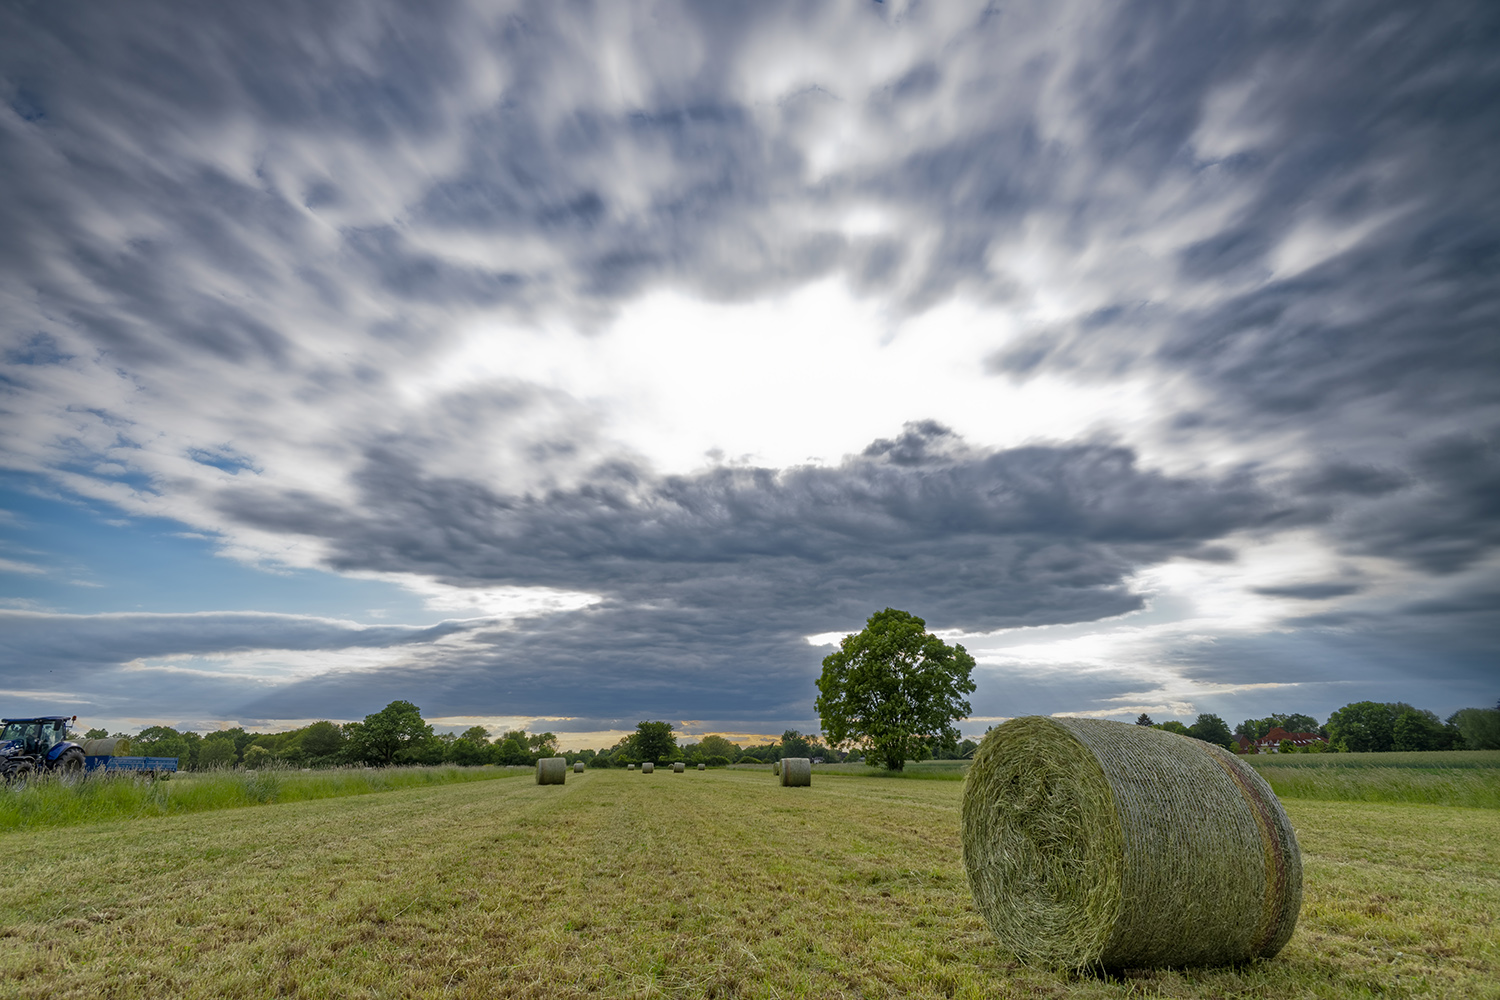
[0,769,1496,999]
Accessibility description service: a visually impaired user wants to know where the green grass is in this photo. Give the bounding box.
[1246,750,1500,769]
[1254,766,1500,809]
[0,764,527,833]
[2,768,1496,998]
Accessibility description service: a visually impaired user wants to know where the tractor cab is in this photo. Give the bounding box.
[0,717,74,754]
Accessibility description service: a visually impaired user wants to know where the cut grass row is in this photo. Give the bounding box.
[0,764,528,833]
[2,768,1495,999]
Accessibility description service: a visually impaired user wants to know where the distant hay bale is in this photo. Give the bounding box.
[628,764,635,770]
[961,716,1301,970]
[773,760,781,776]
[672,761,685,773]
[574,762,584,773]
[697,762,706,770]
[81,738,129,757]
[535,757,567,785]
[642,762,654,773]
[780,757,811,787]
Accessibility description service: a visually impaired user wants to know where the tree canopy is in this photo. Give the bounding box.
[632,721,677,764]
[1235,713,1321,740]
[1323,701,1457,753]
[1453,707,1500,750]
[816,608,976,771]
[343,700,434,765]
[1186,713,1235,751]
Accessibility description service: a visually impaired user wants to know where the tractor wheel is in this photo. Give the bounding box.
[53,748,85,778]
[3,762,34,785]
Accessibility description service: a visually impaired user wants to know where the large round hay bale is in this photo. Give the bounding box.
[697,762,706,770]
[642,762,654,773]
[628,763,636,770]
[780,757,811,787]
[962,716,1301,970]
[773,760,781,776]
[574,761,585,773]
[81,737,130,757]
[535,757,567,785]
[672,761,685,773]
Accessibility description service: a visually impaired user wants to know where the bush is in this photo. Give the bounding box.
[704,756,730,767]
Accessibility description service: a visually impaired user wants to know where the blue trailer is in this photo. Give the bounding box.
[84,754,179,776]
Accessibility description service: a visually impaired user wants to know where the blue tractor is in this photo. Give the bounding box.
[0,716,86,781]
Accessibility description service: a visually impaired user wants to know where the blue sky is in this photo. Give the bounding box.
[1,0,1496,746]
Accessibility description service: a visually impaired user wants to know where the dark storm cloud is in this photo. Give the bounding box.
[0,610,483,721]
[219,423,1297,719]
[1167,596,1500,719]
[0,610,472,675]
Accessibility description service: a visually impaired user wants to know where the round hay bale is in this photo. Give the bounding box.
[628,763,636,770]
[772,760,781,776]
[642,762,654,774]
[574,761,585,773]
[672,761,685,773]
[697,762,706,770]
[961,716,1301,970]
[780,757,811,787]
[81,737,130,757]
[535,757,567,785]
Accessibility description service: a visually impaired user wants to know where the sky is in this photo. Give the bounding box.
[1,0,1496,747]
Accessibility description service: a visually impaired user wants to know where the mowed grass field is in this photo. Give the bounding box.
[2,768,1498,1000]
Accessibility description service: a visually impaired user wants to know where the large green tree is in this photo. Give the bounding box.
[1187,713,1236,751]
[1326,701,1407,752]
[695,735,740,762]
[780,730,813,759]
[1392,707,1448,751]
[1452,707,1500,750]
[134,725,190,761]
[816,608,976,771]
[632,721,677,764]
[343,700,434,765]
[445,726,494,766]
[301,720,347,761]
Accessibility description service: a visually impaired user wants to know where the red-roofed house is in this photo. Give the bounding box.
[1255,727,1328,753]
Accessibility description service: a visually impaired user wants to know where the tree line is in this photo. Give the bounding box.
[77,703,875,771]
[81,701,564,770]
[1133,700,1500,753]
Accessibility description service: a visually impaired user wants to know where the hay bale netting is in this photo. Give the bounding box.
[779,757,812,787]
[81,737,130,757]
[961,716,1301,970]
[535,757,567,785]
[574,761,585,773]
[697,762,706,770]
[672,761,685,773]
[642,762,654,774]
